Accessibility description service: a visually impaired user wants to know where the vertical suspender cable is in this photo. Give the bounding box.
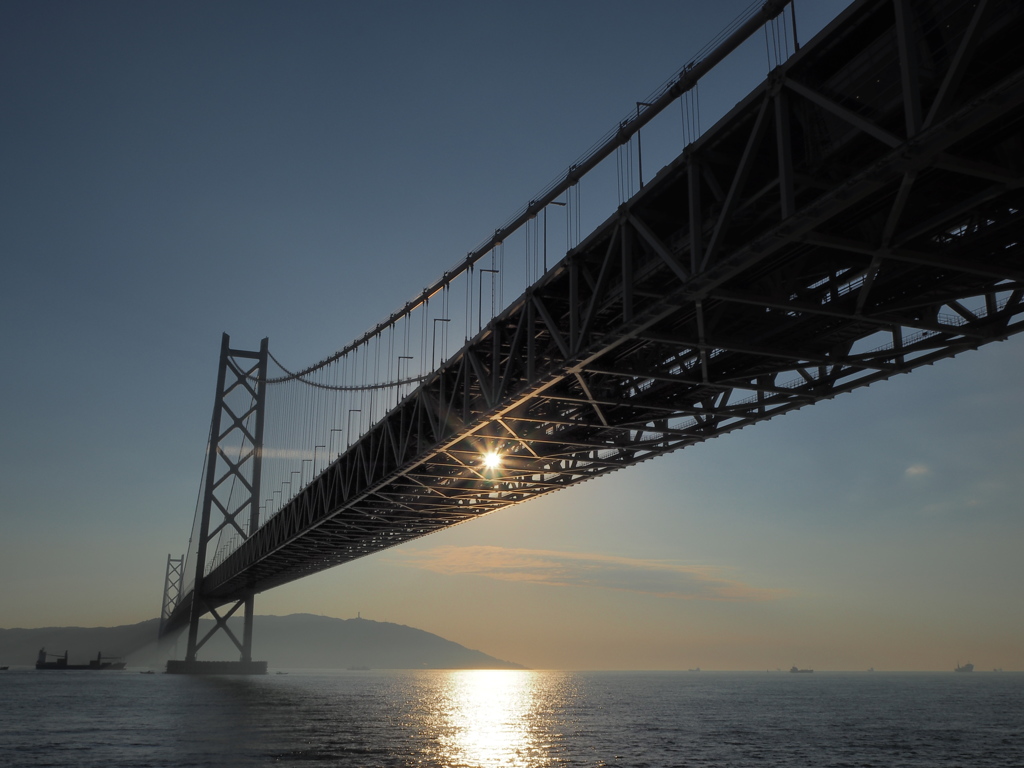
[790,0,799,52]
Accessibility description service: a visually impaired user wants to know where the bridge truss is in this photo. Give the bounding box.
[163,0,1024,637]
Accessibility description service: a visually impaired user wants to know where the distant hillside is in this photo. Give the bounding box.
[0,619,161,667]
[0,614,523,670]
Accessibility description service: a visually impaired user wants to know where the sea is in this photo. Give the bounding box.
[0,668,1020,767]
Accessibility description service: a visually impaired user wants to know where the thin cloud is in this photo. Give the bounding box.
[905,463,930,477]
[398,545,778,601]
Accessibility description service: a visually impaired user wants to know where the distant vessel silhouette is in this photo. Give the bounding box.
[954,662,974,673]
[789,666,813,673]
[35,648,126,671]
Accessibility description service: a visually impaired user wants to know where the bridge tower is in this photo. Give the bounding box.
[166,333,269,674]
[159,554,184,634]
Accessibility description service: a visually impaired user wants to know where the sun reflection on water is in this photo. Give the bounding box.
[431,669,551,767]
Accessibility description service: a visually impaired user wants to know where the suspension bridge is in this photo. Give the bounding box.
[158,0,1024,672]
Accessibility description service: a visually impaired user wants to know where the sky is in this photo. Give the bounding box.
[2,0,1022,672]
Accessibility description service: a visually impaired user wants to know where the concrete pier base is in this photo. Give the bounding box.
[165,660,268,675]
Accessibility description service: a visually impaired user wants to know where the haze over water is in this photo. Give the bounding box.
[2,668,1022,767]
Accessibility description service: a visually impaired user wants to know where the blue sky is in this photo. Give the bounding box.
[2,0,1022,671]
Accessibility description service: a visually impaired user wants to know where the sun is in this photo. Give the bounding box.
[482,451,502,470]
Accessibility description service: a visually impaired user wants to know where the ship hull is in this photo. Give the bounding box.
[35,662,126,670]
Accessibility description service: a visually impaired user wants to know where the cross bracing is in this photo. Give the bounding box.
[162,0,1024,637]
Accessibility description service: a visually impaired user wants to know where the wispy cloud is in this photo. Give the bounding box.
[398,546,778,601]
[905,463,930,477]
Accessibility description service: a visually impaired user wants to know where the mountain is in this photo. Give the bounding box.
[218,614,524,670]
[0,614,524,670]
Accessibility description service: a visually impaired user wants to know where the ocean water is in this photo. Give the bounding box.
[0,668,1020,767]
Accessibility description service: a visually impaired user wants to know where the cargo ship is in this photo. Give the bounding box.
[954,662,974,673]
[36,648,126,670]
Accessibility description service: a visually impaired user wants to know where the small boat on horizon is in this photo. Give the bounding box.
[790,666,813,673]
[954,662,974,673]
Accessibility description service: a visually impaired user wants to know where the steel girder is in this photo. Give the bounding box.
[162,0,1024,634]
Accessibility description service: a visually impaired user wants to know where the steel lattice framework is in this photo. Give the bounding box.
[159,555,184,634]
[163,0,1024,636]
[176,335,269,660]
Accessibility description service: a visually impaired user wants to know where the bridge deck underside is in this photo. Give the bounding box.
[164,0,1024,635]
